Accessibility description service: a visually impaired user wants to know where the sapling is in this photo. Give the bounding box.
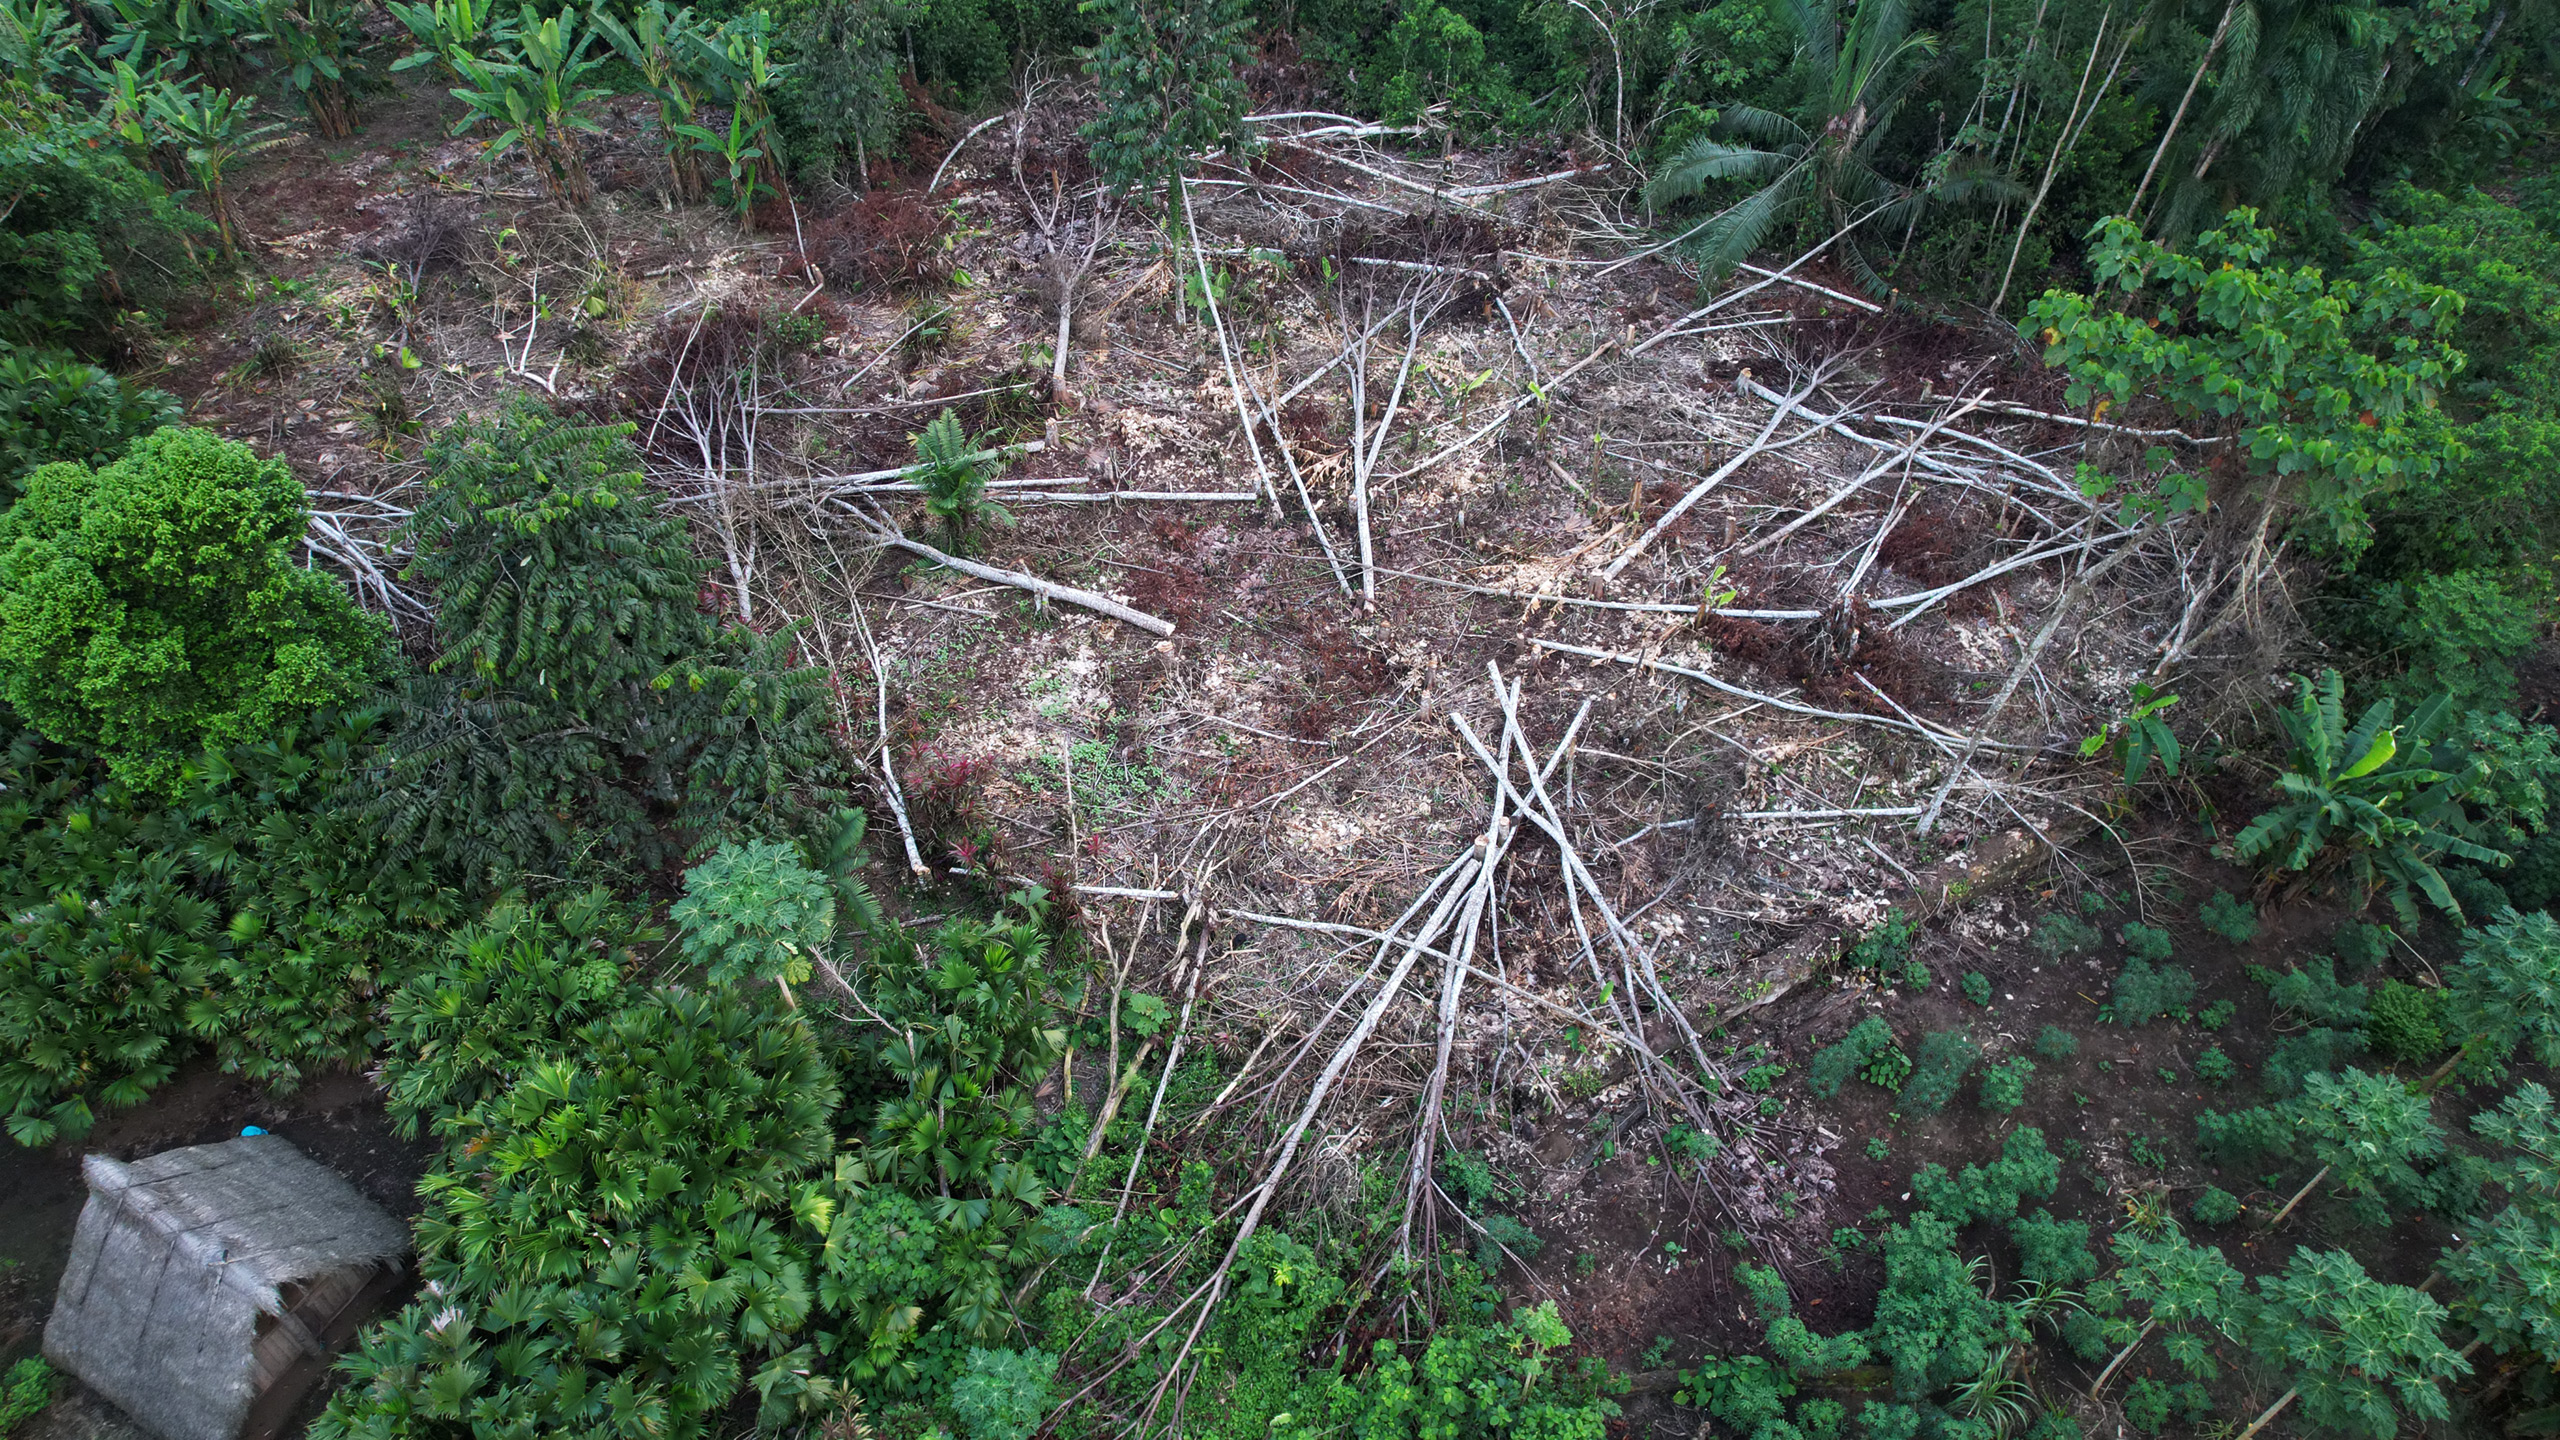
[2235,1248,2465,1440]
[911,408,1013,543]
[1900,1029,1978,1113]
[672,837,835,1005]
[1979,1056,2034,1112]
[2084,1224,2246,1398]
[1911,1127,2059,1225]
[2199,889,2259,943]
[2204,1067,2446,1226]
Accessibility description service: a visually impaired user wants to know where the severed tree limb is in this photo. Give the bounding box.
[847,596,929,876]
[1739,391,1989,557]
[1602,364,1833,580]
[1180,175,1279,517]
[840,503,1176,636]
[1915,522,2154,834]
[1529,638,2039,753]
[926,111,1012,194]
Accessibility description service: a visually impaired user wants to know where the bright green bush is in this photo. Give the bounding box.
[1900,1029,1978,1113]
[2119,922,2174,963]
[2366,979,2447,1061]
[0,427,386,793]
[1978,1056,2033,1112]
[314,987,842,1439]
[0,347,178,491]
[370,398,841,887]
[2198,890,2259,943]
[0,1356,56,1431]
[2207,1068,2446,1223]
[1805,1015,1905,1098]
[1910,1127,2059,1225]
[825,893,1072,1377]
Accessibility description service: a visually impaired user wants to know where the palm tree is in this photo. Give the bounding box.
[2139,0,2390,241]
[1643,0,2015,294]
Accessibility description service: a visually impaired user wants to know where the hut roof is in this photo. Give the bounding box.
[44,1135,409,1440]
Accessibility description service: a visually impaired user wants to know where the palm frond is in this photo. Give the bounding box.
[1717,102,1812,147]
[1691,168,1812,276]
[1782,0,1840,76]
[1644,135,1796,205]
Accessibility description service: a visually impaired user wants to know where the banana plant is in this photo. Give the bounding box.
[7,0,95,94]
[387,0,516,83]
[89,0,259,88]
[2079,682,2182,787]
[258,0,360,138]
[88,56,175,172]
[144,80,289,260]
[674,107,770,223]
[446,5,611,207]
[679,8,792,211]
[2235,668,2505,925]
[589,0,707,202]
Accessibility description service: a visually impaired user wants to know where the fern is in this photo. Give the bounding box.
[912,407,1011,542]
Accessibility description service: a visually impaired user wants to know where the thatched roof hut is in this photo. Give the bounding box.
[43,1135,410,1440]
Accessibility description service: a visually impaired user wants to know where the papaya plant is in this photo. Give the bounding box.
[673,836,835,1004]
[2444,908,2560,1081]
[2199,1067,2445,1226]
[2234,668,2504,924]
[2085,1224,2248,1397]
[2445,1082,2560,1377]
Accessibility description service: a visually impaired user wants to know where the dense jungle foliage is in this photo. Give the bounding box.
[2,0,2559,1434]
